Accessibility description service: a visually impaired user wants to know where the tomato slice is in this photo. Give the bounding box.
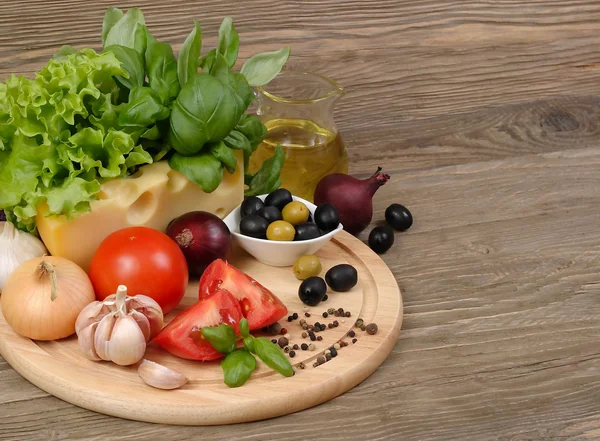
[198,259,288,331]
[152,289,243,361]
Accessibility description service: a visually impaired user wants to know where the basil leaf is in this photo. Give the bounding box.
[177,20,202,88]
[229,72,255,109]
[210,53,230,84]
[169,73,243,155]
[244,173,255,187]
[241,46,291,87]
[252,337,294,377]
[236,114,267,149]
[145,30,180,103]
[168,151,223,193]
[118,87,170,127]
[104,8,146,56]
[201,323,238,354]
[210,141,237,174]
[102,7,124,45]
[104,45,145,90]
[217,17,239,68]
[245,145,284,197]
[224,130,252,154]
[222,349,257,388]
[199,49,216,72]
[240,318,250,338]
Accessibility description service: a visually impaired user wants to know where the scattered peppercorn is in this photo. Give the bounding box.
[317,356,326,365]
[292,312,299,320]
[299,319,306,325]
[278,337,289,348]
[284,346,291,353]
[269,322,282,335]
[325,353,332,361]
[302,332,308,338]
[345,311,351,317]
[309,343,316,351]
[360,325,366,331]
[321,324,327,331]
[333,343,341,350]
[328,308,335,315]
[322,312,328,318]
[313,362,319,368]
[289,350,296,358]
[293,344,299,350]
[302,323,309,330]
[271,339,277,344]
[366,323,378,335]
[281,328,288,335]
[287,316,293,322]
[333,320,339,327]
[340,341,348,347]
[348,330,356,338]
[310,333,316,342]
[324,349,331,356]
[352,338,358,344]
[338,308,344,315]
[330,347,338,357]
[305,312,311,317]
[328,323,334,329]
[299,362,306,369]
[355,318,364,328]
[301,343,309,350]
[317,336,323,341]
[323,295,328,301]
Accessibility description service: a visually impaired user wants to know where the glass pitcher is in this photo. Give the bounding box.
[249,71,349,202]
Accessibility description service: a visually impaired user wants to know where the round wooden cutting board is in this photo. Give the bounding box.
[0,231,402,425]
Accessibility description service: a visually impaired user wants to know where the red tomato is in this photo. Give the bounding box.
[152,289,243,361]
[89,226,188,314]
[198,259,288,330]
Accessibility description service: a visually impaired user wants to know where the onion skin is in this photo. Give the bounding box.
[314,167,390,235]
[166,211,232,278]
[1,256,96,341]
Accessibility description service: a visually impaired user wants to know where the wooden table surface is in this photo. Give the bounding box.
[1,1,600,440]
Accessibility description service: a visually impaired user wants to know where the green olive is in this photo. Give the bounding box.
[282,201,310,225]
[293,255,322,280]
[266,220,296,241]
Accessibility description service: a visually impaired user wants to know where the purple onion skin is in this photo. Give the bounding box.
[314,167,390,235]
[166,211,232,277]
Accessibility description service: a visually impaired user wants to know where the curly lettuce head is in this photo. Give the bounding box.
[0,48,153,233]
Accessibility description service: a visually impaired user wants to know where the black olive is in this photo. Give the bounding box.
[368,225,395,254]
[314,203,340,232]
[257,206,283,224]
[325,264,358,292]
[241,196,264,217]
[385,203,413,231]
[264,188,293,211]
[294,222,321,241]
[239,214,269,239]
[298,277,327,306]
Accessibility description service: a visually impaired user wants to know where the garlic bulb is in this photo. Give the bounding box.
[76,285,164,366]
[0,221,47,292]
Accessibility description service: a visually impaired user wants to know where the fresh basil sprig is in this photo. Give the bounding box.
[202,318,293,388]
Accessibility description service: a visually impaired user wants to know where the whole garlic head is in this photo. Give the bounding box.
[76,285,164,366]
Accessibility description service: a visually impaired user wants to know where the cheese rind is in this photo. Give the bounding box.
[37,154,243,271]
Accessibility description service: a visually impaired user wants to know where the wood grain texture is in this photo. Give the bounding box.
[0,232,402,425]
[1,0,600,439]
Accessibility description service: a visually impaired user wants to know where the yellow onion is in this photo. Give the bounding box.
[1,256,96,340]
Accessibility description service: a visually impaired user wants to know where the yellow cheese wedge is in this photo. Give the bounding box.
[37,153,243,271]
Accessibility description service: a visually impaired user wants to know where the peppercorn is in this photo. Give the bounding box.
[317,356,326,365]
[309,343,316,351]
[333,311,340,317]
[338,308,344,315]
[355,318,364,328]
[301,343,309,350]
[321,324,327,331]
[366,323,378,335]
[310,333,316,341]
[330,347,338,357]
[328,308,335,315]
[284,346,291,353]
[287,316,293,322]
[317,336,323,341]
[278,337,289,348]
[333,343,341,350]
[352,338,358,344]
[305,312,311,317]
[299,362,306,369]
[302,323,309,330]
[345,311,351,317]
[323,295,328,301]
[325,353,332,361]
[281,328,288,335]
[269,322,282,335]
[299,319,306,325]
[340,341,348,347]
[289,350,296,358]
[361,325,366,331]
[324,349,331,355]
[313,362,319,368]
[292,312,299,320]
[333,320,339,327]
[293,344,299,350]
[314,321,321,328]
[302,332,308,338]
[271,339,277,344]
[322,312,328,318]
[328,323,334,329]
[348,330,356,338]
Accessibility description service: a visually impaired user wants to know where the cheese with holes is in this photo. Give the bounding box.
[36,153,244,271]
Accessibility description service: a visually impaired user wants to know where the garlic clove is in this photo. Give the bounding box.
[78,322,101,361]
[138,359,188,390]
[107,315,147,366]
[130,294,162,312]
[130,295,164,338]
[75,301,110,336]
[130,310,151,342]
[143,307,164,339]
[94,312,117,361]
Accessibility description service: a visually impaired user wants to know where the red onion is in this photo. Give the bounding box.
[166,211,232,277]
[314,167,390,235]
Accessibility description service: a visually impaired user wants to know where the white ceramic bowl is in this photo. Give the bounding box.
[223,194,343,267]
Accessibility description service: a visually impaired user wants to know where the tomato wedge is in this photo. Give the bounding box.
[199,259,288,331]
[152,289,243,361]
